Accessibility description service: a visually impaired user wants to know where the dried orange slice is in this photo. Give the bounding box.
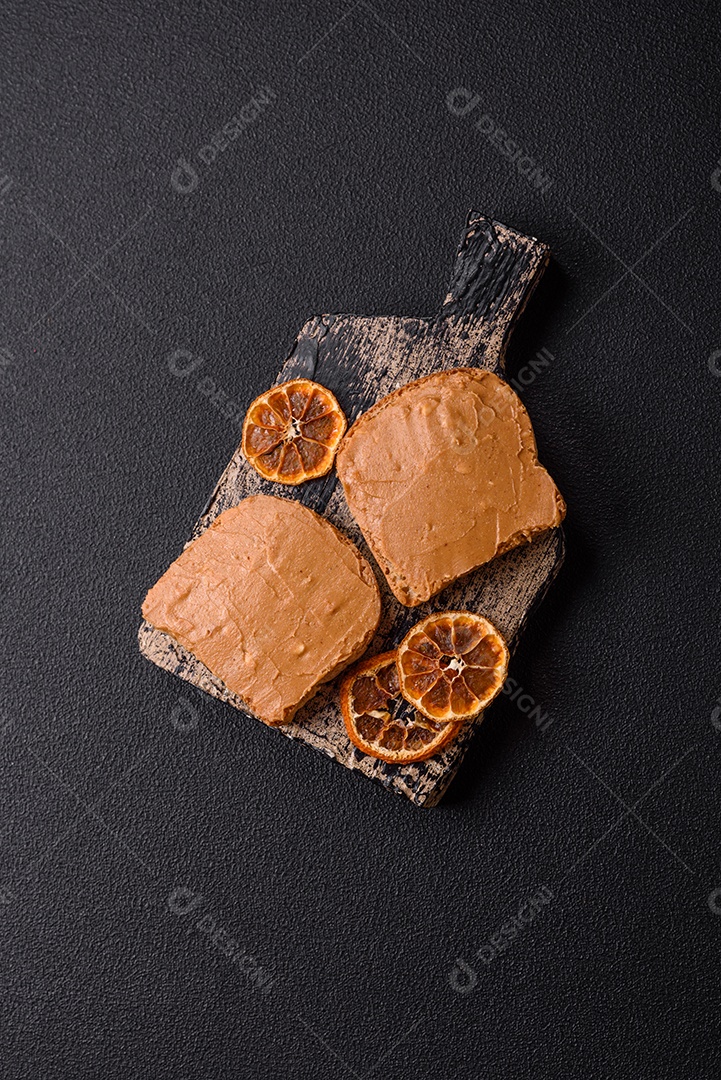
[242,379,347,485]
[340,651,463,763]
[397,612,509,722]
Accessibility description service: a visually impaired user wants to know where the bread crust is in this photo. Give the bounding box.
[336,367,566,606]
[143,496,382,726]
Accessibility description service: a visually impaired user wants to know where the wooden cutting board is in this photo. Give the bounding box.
[138,211,564,807]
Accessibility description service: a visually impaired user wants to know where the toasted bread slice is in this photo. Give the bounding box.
[336,368,566,606]
[141,494,381,725]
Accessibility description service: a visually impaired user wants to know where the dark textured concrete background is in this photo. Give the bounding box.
[2,1,720,1076]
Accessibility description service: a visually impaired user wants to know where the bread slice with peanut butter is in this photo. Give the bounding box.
[336,368,566,607]
[141,494,381,725]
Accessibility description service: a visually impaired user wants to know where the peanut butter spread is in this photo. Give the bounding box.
[336,368,566,606]
[141,495,381,725]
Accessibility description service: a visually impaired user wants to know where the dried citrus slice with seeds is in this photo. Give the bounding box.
[397,612,509,723]
[340,651,463,763]
[242,379,347,485]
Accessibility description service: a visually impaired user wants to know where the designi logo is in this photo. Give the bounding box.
[171,87,276,195]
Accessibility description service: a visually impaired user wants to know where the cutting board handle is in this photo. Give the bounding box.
[437,211,550,366]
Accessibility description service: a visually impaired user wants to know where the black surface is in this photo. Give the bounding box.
[2,2,720,1077]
